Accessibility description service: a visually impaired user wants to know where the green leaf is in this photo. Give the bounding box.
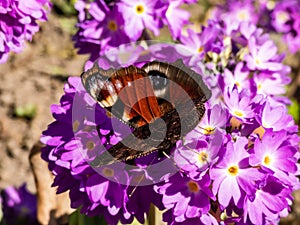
[288,99,300,124]
[52,0,77,16]
[69,209,108,225]
[14,104,36,120]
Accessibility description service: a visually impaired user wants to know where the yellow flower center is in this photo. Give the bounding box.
[255,58,261,66]
[227,165,239,176]
[237,10,249,21]
[264,155,271,166]
[198,151,208,163]
[72,120,80,132]
[85,3,91,10]
[262,120,269,128]
[197,46,204,53]
[257,83,262,91]
[277,11,289,23]
[108,20,118,31]
[266,1,275,10]
[135,4,145,15]
[86,141,95,150]
[187,181,200,193]
[203,126,215,135]
[102,168,114,177]
[234,110,244,118]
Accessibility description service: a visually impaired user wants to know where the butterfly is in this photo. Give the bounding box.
[81,59,211,166]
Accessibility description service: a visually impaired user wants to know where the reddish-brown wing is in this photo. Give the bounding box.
[81,63,162,127]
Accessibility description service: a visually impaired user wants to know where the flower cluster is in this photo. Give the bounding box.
[1,184,38,225]
[270,0,300,53]
[213,0,300,53]
[41,1,299,224]
[0,0,52,63]
[167,18,300,224]
[73,0,194,67]
[41,75,165,224]
[42,23,299,225]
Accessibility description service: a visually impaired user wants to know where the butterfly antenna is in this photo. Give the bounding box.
[161,150,189,174]
[128,174,145,198]
[184,144,210,166]
[183,143,201,155]
[128,154,158,198]
[161,150,170,159]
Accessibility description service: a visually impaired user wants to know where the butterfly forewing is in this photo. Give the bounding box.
[143,60,211,103]
[81,64,162,128]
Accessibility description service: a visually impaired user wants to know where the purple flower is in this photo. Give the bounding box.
[224,89,255,122]
[84,171,130,223]
[178,26,220,62]
[284,30,300,54]
[210,137,264,208]
[41,76,167,224]
[72,0,198,61]
[209,0,300,54]
[245,37,283,71]
[0,0,51,63]
[117,0,160,40]
[43,21,300,223]
[154,173,214,222]
[174,130,223,179]
[198,104,228,135]
[214,0,258,25]
[104,44,146,67]
[74,0,88,22]
[253,71,289,97]
[243,176,290,224]
[223,62,250,92]
[249,130,298,180]
[126,185,164,224]
[100,6,130,51]
[1,184,38,225]
[72,0,109,61]
[160,0,190,40]
[258,101,294,131]
[271,3,293,33]
[270,0,300,53]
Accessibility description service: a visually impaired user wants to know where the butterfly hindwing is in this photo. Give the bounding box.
[93,99,206,166]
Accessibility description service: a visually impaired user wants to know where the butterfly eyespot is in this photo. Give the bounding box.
[148,74,168,88]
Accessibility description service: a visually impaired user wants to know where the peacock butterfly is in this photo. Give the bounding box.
[81,60,211,166]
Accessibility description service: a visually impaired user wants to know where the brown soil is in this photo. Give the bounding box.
[0,13,87,192]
